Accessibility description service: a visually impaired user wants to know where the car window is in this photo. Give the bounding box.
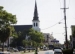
[54,49,62,52]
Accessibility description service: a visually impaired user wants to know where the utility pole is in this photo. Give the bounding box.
[61,0,69,49]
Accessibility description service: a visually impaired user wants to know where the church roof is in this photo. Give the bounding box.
[14,25,32,32]
[33,0,39,21]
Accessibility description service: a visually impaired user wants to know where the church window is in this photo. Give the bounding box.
[34,23,35,27]
[36,23,38,27]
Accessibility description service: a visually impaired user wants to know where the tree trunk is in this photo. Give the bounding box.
[35,47,38,54]
[2,42,4,52]
[7,38,9,51]
[28,47,30,52]
[24,46,26,53]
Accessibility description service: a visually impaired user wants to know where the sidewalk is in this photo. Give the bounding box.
[10,50,42,54]
[10,51,35,54]
[10,52,35,54]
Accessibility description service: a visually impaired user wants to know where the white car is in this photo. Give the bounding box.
[0,51,10,54]
[54,49,62,54]
[45,50,54,54]
[73,49,75,54]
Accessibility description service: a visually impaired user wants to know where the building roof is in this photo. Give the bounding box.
[14,25,32,32]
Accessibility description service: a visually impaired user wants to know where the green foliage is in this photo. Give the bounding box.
[0,6,17,27]
[0,6,17,43]
[22,40,28,47]
[11,28,44,47]
[29,29,44,43]
[62,49,73,54]
[29,28,44,47]
[0,27,10,42]
[71,26,75,37]
[39,43,44,47]
[10,31,23,47]
[31,41,37,47]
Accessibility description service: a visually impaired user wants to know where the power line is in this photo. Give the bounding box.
[41,18,64,30]
[53,32,65,35]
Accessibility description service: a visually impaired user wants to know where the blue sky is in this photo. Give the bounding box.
[0,0,75,44]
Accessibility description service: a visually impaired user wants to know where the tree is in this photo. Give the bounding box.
[29,29,44,45]
[0,6,17,51]
[22,40,29,52]
[22,40,28,47]
[29,28,44,54]
[10,31,22,47]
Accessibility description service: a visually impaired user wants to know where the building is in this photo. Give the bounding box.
[70,35,73,48]
[43,33,54,45]
[71,25,75,49]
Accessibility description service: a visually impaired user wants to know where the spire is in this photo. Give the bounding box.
[33,0,39,21]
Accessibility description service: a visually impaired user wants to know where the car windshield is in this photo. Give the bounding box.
[54,49,62,52]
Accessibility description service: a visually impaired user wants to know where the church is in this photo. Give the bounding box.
[14,1,40,32]
[7,0,55,46]
[13,0,55,46]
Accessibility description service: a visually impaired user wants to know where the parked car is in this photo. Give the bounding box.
[45,50,54,54]
[13,48,19,52]
[17,46,25,51]
[53,49,62,54]
[43,47,48,51]
[0,52,10,54]
[7,47,18,52]
[26,47,35,50]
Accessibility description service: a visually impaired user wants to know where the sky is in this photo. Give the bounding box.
[0,0,75,44]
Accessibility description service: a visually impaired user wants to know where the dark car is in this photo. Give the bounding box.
[13,48,19,52]
[17,46,25,51]
[26,47,35,50]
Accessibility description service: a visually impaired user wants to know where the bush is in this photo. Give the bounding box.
[62,49,73,54]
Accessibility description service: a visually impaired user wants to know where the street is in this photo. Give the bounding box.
[11,50,54,54]
[38,50,54,54]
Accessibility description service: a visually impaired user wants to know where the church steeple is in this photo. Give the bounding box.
[32,0,40,32]
[33,0,39,21]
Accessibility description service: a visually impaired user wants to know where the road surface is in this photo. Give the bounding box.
[11,50,54,54]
